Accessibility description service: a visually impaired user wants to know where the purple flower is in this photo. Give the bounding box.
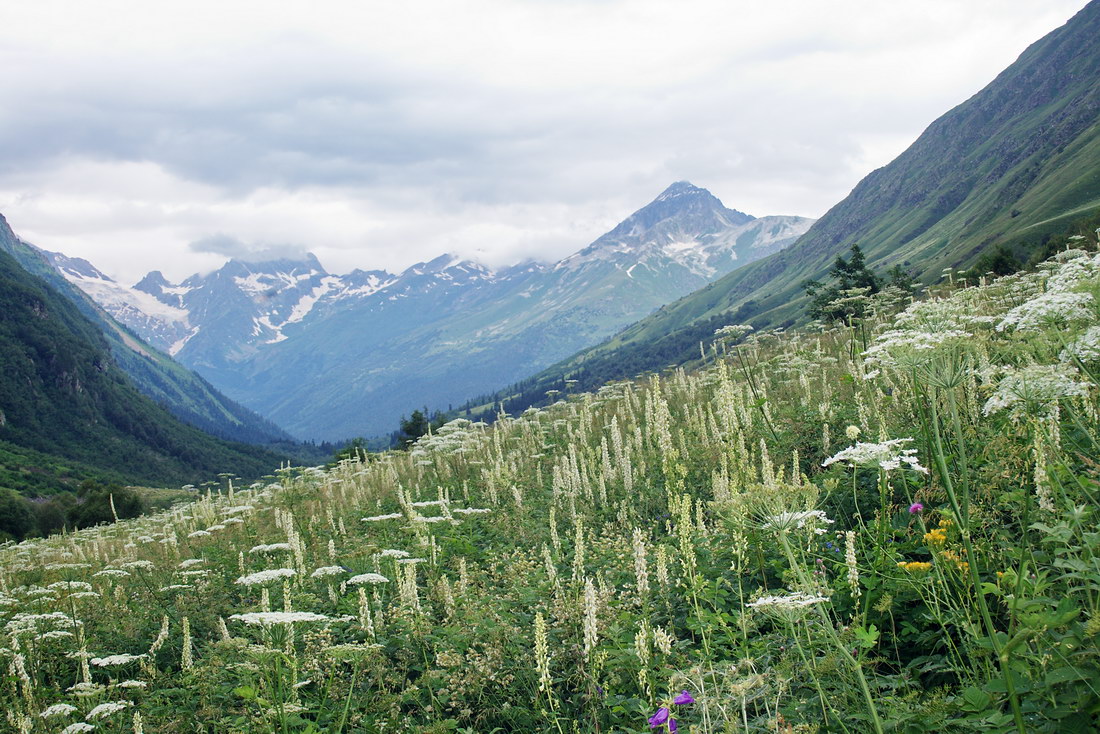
[648,707,670,728]
[669,718,678,732]
[909,502,924,514]
[673,690,695,705]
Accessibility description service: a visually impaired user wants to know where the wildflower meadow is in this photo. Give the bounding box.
[3,243,1100,732]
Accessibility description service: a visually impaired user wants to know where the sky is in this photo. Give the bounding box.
[0,0,1089,284]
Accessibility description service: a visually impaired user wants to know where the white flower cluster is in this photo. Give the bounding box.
[996,291,1094,332]
[1045,250,1100,291]
[60,723,96,734]
[248,543,292,554]
[91,653,146,667]
[235,568,296,586]
[451,507,492,515]
[87,701,133,719]
[714,324,754,340]
[982,364,1089,418]
[1061,326,1100,364]
[408,418,489,457]
[823,438,928,474]
[361,513,403,522]
[747,591,830,609]
[310,566,348,578]
[379,549,410,558]
[347,573,390,585]
[47,581,92,592]
[92,569,130,578]
[763,510,835,534]
[863,328,970,371]
[6,611,79,636]
[229,611,330,625]
[39,703,78,718]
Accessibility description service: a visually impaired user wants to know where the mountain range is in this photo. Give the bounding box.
[49,182,813,439]
[0,247,284,496]
[0,215,293,447]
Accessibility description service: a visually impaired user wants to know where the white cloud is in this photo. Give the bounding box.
[0,0,1088,283]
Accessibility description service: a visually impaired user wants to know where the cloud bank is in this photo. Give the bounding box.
[0,0,1087,283]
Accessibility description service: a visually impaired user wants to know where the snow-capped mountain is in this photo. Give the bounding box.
[55,182,813,440]
[43,251,195,354]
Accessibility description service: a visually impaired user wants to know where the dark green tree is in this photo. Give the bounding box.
[802,245,884,323]
[329,437,371,466]
[396,409,445,448]
[0,488,34,540]
[69,481,144,529]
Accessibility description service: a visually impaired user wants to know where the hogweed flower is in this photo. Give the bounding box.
[39,703,78,719]
[59,724,96,734]
[229,611,330,626]
[982,364,1088,419]
[747,591,830,609]
[823,438,928,474]
[88,701,133,719]
[91,653,146,667]
[236,568,296,586]
[347,573,389,585]
[763,509,835,534]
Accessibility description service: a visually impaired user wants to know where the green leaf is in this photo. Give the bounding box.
[233,685,257,701]
[960,686,993,712]
[1045,666,1087,685]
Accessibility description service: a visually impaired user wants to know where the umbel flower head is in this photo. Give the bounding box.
[982,364,1089,419]
[823,438,928,474]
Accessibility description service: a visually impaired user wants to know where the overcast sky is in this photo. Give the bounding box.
[0,1,1088,284]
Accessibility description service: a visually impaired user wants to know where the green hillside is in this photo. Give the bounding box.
[477,1,1100,412]
[0,214,293,446]
[0,248,284,495]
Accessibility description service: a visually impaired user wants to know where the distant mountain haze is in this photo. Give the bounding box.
[46,182,813,440]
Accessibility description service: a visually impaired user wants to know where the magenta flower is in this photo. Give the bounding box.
[648,707,670,728]
[673,690,695,705]
[909,502,924,514]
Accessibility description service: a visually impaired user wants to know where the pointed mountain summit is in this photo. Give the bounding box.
[590,181,753,251]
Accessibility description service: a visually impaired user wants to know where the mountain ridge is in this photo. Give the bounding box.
[50,182,813,439]
[0,246,284,495]
[0,215,293,446]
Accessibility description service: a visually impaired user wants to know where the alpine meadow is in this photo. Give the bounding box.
[2,2,1100,733]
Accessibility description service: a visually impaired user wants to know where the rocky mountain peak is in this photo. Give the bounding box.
[593,181,755,250]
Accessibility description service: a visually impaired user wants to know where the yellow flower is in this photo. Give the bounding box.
[897,561,933,572]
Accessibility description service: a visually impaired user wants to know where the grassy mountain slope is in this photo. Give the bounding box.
[0,214,293,446]
[478,1,1100,411]
[0,248,284,494]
